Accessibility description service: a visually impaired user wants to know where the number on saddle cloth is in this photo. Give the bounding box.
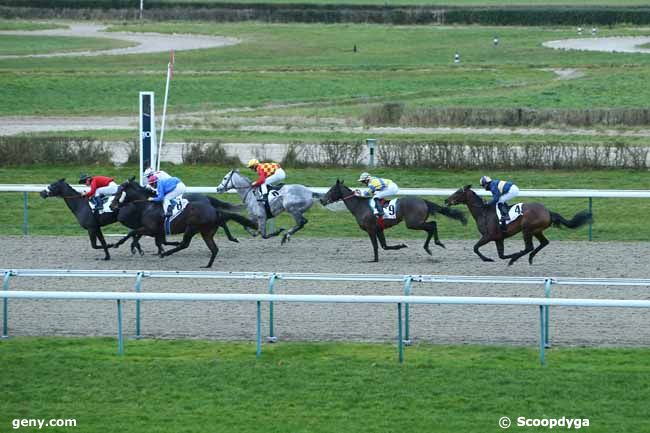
[496,202,524,225]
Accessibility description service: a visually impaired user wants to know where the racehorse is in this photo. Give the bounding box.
[112,178,256,267]
[39,178,142,260]
[215,169,317,244]
[320,179,467,262]
[110,177,243,255]
[445,185,592,265]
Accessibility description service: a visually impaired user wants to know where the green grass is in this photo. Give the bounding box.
[4,23,650,117]
[1,337,649,433]
[1,165,648,241]
[0,20,65,31]
[0,35,136,56]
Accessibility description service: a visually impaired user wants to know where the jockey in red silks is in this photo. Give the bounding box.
[79,173,118,214]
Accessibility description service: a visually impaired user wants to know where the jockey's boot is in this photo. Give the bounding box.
[91,196,102,217]
[165,203,174,218]
[374,198,384,217]
[498,203,508,231]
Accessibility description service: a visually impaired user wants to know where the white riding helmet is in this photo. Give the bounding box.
[143,167,155,178]
[358,172,371,182]
[480,175,492,187]
[247,159,260,168]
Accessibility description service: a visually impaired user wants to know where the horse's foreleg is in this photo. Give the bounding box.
[495,239,515,260]
[473,235,494,262]
[88,229,111,260]
[367,229,380,262]
[112,231,133,249]
[376,229,407,251]
[261,216,285,239]
[528,233,549,265]
[281,214,308,245]
[161,227,199,258]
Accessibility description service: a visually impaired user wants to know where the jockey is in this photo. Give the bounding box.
[143,167,171,190]
[247,159,286,200]
[480,175,520,229]
[79,173,118,214]
[148,174,187,217]
[356,172,399,217]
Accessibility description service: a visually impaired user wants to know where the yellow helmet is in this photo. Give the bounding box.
[247,159,260,168]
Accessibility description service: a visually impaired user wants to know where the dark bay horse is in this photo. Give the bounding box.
[112,178,257,267]
[320,180,467,262]
[445,185,592,265]
[39,178,142,260]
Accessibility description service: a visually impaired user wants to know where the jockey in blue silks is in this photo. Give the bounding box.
[148,175,186,217]
[480,175,520,230]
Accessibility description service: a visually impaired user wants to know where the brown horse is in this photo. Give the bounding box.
[320,179,467,262]
[445,185,592,265]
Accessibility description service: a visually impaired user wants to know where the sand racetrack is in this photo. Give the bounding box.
[2,235,650,348]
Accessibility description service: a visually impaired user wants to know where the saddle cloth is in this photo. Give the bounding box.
[496,202,524,225]
[370,198,399,219]
[164,197,189,235]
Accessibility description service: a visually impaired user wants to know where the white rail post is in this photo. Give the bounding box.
[267,274,278,343]
[397,303,404,364]
[134,272,143,339]
[544,278,552,348]
[117,300,124,356]
[256,301,262,358]
[2,271,10,338]
[539,305,546,367]
[22,192,28,235]
[402,276,413,345]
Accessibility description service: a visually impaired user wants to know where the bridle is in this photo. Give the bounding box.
[221,170,254,202]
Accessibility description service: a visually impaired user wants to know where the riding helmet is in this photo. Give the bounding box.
[79,173,91,184]
[357,172,371,182]
[480,176,492,187]
[247,159,260,168]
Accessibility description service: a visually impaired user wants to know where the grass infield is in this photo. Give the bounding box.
[1,337,649,433]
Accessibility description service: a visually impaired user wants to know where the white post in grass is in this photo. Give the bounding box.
[157,50,174,171]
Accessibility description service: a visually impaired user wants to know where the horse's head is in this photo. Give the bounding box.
[320,179,349,205]
[445,184,473,206]
[110,177,149,210]
[216,169,249,193]
[40,178,74,199]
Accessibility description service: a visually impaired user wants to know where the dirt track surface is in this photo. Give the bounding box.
[2,235,650,347]
[0,22,239,59]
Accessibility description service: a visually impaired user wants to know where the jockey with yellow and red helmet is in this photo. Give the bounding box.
[247,159,286,200]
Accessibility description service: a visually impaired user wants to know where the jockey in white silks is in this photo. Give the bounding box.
[355,172,399,217]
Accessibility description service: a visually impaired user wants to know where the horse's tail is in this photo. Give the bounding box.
[425,200,468,226]
[206,196,243,212]
[222,211,258,230]
[550,210,593,229]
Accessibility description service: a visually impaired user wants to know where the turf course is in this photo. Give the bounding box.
[1,338,649,433]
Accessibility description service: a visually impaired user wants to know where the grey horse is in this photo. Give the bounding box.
[216,169,316,244]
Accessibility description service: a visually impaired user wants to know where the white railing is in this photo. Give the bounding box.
[2,288,649,365]
[4,269,650,364]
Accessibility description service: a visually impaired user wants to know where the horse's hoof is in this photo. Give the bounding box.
[400,244,408,248]
[424,248,432,256]
[435,242,446,249]
[482,258,494,262]
[230,238,239,243]
[139,250,145,257]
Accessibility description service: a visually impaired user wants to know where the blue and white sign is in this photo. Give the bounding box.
[139,91,157,185]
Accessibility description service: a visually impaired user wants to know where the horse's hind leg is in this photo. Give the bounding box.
[528,232,549,265]
[376,230,407,250]
[495,239,516,260]
[508,231,535,266]
[200,228,219,268]
[281,213,308,245]
[408,220,443,255]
